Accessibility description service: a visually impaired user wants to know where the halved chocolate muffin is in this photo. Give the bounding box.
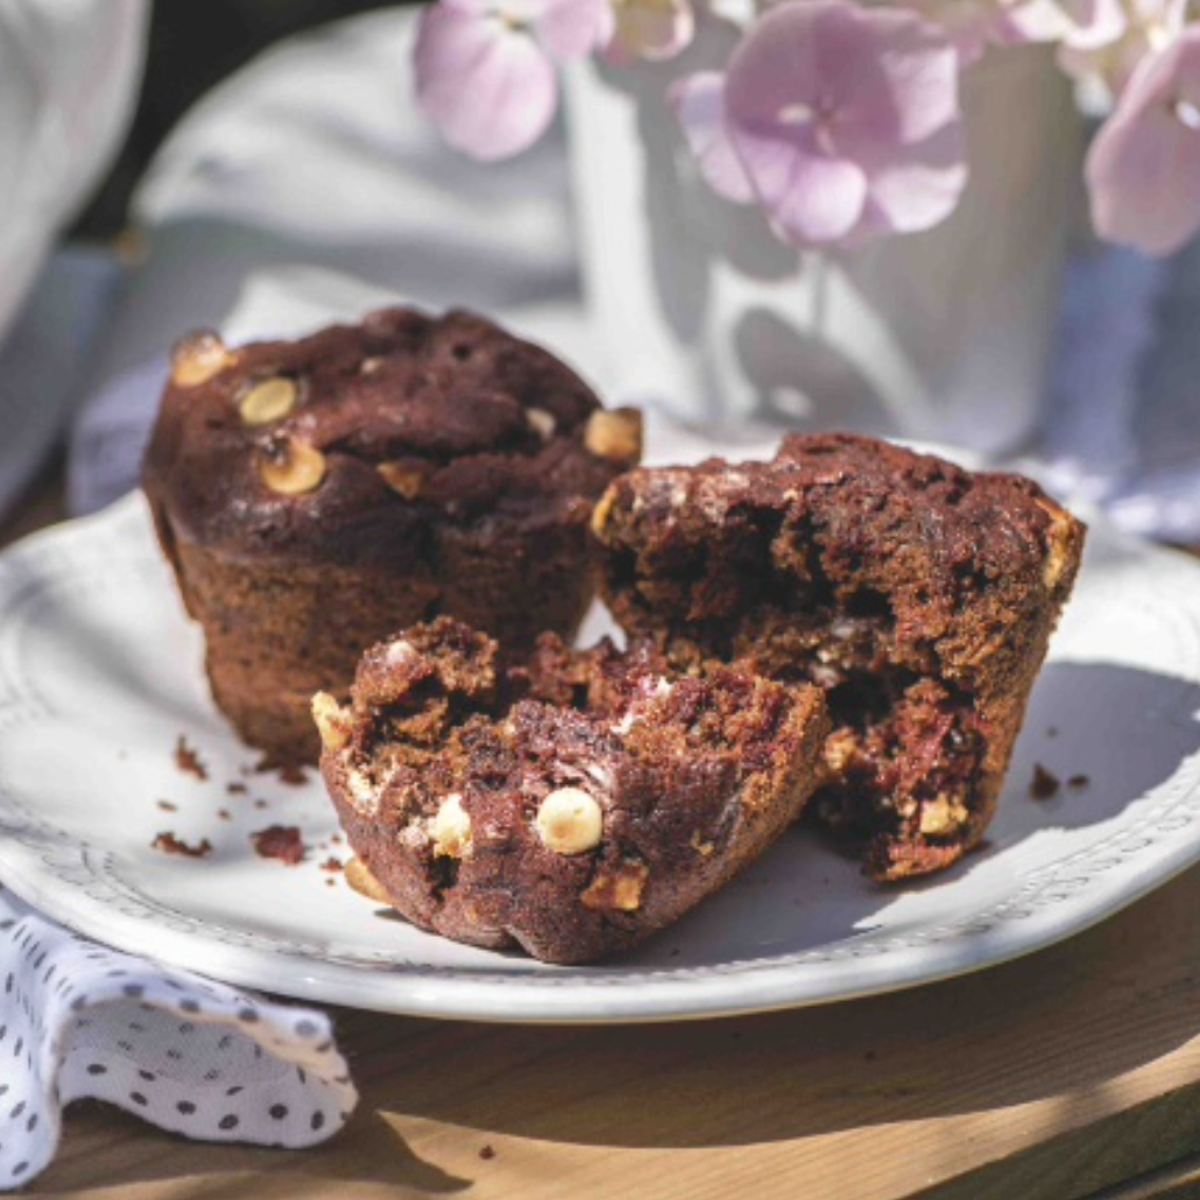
[142,307,641,766]
[592,433,1085,881]
[315,617,828,964]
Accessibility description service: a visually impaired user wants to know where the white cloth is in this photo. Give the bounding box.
[0,0,147,522]
[0,887,355,1189]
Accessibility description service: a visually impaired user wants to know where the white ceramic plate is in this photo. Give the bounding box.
[0,493,1199,1023]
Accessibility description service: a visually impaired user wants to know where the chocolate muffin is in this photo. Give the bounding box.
[315,617,828,964]
[142,307,641,766]
[592,433,1085,881]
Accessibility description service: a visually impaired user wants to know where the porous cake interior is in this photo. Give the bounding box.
[601,506,990,879]
[328,618,820,917]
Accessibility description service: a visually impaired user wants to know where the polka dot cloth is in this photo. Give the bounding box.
[0,887,357,1189]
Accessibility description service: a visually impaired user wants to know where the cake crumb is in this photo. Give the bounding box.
[254,799,268,809]
[479,1145,496,1161]
[156,800,178,813]
[152,832,212,858]
[226,782,248,795]
[1030,763,1061,800]
[175,736,208,781]
[253,756,307,786]
[325,878,336,887]
[251,825,305,865]
[1068,773,1090,789]
[320,857,343,874]
[217,808,232,821]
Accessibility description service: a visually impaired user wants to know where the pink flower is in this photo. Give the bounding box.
[909,0,1126,66]
[415,0,613,160]
[1059,0,1184,106]
[1087,26,1200,255]
[673,2,967,248]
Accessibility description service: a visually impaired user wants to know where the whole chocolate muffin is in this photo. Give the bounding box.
[315,618,829,964]
[142,307,641,766]
[592,433,1085,881]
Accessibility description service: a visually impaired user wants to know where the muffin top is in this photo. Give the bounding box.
[592,432,1084,683]
[142,307,641,566]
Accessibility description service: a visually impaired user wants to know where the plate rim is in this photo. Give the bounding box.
[1,492,1200,1023]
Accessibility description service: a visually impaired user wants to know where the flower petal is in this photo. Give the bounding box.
[669,71,755,203]
[415,2,559,161]
[1059,0,1128,51]
[733,124,869,243]
[1087,29,1200,255]
[538,0,615,60]
[856,122,969,236]
[834,7,961,146]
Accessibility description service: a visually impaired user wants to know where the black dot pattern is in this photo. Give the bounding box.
[0,889,357,1187]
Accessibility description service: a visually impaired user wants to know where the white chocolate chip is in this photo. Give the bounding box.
[526,407,556,440]
[344,857,390,904]
[919,794,969,837]
[581,860,649,911]
[590,484,619,538]
[239,376,298,425]
[170,330,234,387]
[535,787,603,855]
[430,793,472,858]
[258,437,327,495]
[385,639,416,666]
[584,407,643,464]
[1036,499,1076,590]
[377,462,425,500]
[311,691,350,752]
[347,768,378,815]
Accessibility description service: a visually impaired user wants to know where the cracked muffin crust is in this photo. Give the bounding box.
[315,617,829,964]
[591,433,1085,882]
[142,306,641,766]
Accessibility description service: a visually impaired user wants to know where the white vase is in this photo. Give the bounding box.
[565,31,1083,456]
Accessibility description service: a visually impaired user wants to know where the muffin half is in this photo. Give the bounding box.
[315,618,829,964]
[592,433,1085,881]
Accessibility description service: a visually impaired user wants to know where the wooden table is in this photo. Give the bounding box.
[9,468,1200,1200]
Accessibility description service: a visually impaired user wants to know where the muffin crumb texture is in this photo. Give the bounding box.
[318,617,829,964]
[592,433,1086,881]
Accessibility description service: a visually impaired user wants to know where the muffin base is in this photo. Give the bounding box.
[152,504,597,765]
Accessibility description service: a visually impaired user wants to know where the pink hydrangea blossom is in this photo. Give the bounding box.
[1059,0,1185,105]
[415,0,613,160]
[1087,25,1200,255]
[672,1,967,248]
[909,0,1126,66]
